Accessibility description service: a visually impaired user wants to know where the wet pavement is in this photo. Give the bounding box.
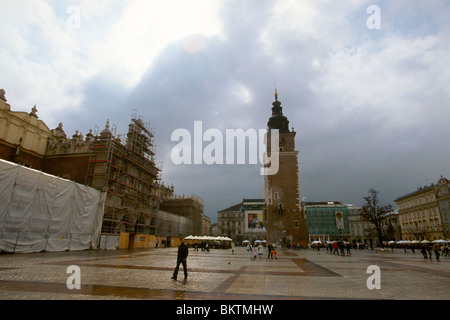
[0,245,449,300]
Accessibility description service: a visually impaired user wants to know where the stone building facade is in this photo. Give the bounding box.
[395,176,449,241]
[0,90,50,168]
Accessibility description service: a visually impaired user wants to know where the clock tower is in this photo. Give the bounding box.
[264,90,308,247]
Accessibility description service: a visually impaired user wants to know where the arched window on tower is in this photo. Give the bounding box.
[278,203,284,215]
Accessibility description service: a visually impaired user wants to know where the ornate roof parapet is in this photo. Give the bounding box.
[46,122,94,155]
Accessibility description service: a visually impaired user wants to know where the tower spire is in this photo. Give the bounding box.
[267,87,290,133]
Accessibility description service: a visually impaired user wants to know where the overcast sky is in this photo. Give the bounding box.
[1,0,450,223]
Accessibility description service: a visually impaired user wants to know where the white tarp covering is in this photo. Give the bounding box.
[0,159,105,253]
[99,234,120,250]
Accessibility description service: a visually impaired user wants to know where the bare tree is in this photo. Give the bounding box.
[359,188,393,246]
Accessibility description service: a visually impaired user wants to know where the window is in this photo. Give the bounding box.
[274,192,279,200]
[278,203,284,215]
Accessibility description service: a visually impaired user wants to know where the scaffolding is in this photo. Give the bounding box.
[85,117,161,239]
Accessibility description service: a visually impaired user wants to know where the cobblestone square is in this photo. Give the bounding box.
[0,245,448,300]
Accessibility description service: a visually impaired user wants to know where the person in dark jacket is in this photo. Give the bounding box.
[172,238,189,280]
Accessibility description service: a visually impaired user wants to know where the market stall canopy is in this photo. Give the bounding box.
[432,239,448,243]
[185,235,232,241]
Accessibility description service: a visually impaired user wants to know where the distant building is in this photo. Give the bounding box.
[347,204,373,244]
[200,215,212,236]
[217,199,266,242]
[436,176,450,239]
[303,201,350,243]
[218,202,244,241]
[395,176,449,241]
[159,195,205,236]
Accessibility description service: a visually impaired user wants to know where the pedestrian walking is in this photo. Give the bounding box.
[339,242,345,256]
[171,238,188,281]
[247,243,254,259]
[333,242,339,255]
[231,242,235,255]
[433,244,441,261]
[257,243,263,259]
[346,243,351,255]
[427,245,433,260]
[421,246,428,259]
[268,242,273,259]
[444,245,450,257]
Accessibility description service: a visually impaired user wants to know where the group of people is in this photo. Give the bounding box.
[420,243,449,261]
[171,236,450,282]
[329,241,352,256]
[155,239,170,248]
[246,242,278,259]
[310,241,353,256]
[193,241,210,252]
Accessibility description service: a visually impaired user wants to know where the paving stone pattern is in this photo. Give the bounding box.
[0,246,448,300]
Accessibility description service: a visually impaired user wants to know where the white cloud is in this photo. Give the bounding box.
[88,0,225,87]
[0,0,226,127]
[0,0,89,125]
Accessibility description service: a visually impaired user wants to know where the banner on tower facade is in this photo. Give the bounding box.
[245,212,266,233]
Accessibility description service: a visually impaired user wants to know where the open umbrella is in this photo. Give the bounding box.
[420,240,430,244]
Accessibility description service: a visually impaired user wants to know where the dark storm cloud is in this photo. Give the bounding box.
[124,1,283,218]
